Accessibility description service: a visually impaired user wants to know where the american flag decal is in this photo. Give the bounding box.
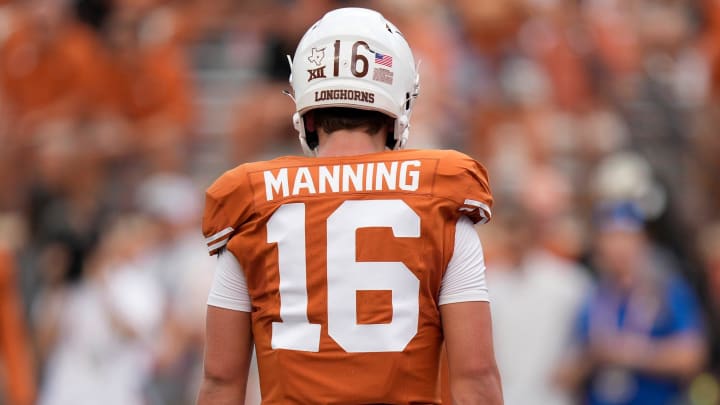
[375,52,393,68]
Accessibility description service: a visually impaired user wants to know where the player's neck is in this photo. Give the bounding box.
[316,129,387,157]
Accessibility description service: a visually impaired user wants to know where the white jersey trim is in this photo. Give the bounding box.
[207,216,489,312]
[206,227,235,254]
[206,227,234,243]
[207,239,230,253]
[460,199,492,224]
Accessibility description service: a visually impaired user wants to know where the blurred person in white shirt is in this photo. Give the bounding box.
[483,167,591,405]
[135,173,260,403]
[35,215,164,405]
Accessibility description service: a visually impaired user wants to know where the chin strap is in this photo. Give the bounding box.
[392,115,409,150]
[391,68,420,150]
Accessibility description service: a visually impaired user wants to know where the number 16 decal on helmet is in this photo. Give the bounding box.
[287,8,420,155]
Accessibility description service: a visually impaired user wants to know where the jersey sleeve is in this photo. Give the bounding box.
[436,150,493,224]
[202,166,253,255]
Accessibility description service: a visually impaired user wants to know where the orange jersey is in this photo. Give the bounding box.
[202,149,492,404]
[0,249,35,405]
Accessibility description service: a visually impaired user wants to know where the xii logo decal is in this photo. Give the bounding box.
[307,66,326,82]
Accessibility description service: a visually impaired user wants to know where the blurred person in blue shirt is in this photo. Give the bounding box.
[558,202,706,405]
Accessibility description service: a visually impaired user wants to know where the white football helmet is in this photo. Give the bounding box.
[288,7,420,155]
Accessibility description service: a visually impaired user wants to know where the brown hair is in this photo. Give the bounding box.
[312,107,393,134]
[304,108,394,149]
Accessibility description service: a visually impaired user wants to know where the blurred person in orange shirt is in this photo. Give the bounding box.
[229,0,332,163]
[97,5,194,127]
[0,0,106,134]
[699,223,720,378]
[372,0,466,149]
[0,247,36,405]
[0,0,111,211]
[92,2,196,155]
[697,0,720,99]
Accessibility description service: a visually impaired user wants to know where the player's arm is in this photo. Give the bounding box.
[439,217,502,405]
[197,250,253,405]
[198,306,253,404]
[441,302,502,405]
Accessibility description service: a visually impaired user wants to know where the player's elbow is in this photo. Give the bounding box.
[451,364,504,405]
[202,362,246,387]
[198,367,246,405]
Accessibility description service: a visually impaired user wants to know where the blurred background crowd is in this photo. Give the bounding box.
[0,0,719,404]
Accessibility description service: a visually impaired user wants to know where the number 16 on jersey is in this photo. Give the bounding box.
[267,200,421,353]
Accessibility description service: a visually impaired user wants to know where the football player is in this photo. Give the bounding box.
[197,7,503,405]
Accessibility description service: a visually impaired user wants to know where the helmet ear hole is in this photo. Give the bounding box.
[303,115,319,150]
[405,92,411,111]
[306,132,319,150]
[385,127,396,149]
[295,112,317,156]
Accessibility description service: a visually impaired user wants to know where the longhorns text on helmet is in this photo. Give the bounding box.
[286,8,420,155]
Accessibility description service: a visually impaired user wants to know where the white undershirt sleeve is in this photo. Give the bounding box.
[438,215,490,305]
[207,249,252,312]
